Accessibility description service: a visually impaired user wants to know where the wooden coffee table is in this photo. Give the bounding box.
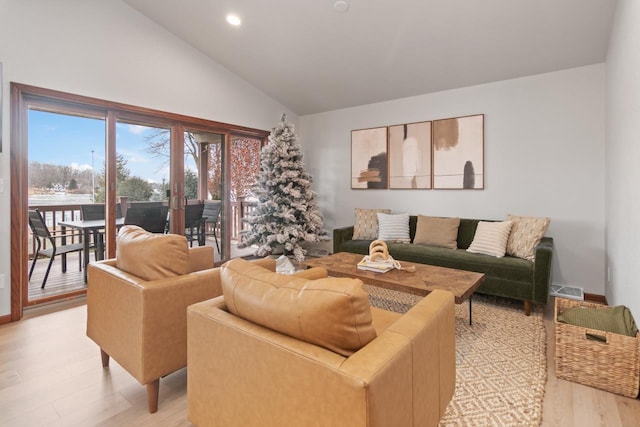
[303,252,485,324]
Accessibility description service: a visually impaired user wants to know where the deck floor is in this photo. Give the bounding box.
[27,237,255,303]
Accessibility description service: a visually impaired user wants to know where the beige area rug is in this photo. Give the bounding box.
[365,286,547,427]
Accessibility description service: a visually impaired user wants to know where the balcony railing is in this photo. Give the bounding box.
[28,199,258,255]
[230,198,257,241]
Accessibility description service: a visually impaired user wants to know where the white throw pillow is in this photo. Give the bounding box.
[467,221,513,258]
[377,213,410,243]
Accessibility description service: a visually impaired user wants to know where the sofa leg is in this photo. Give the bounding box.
[524,301,531,316]
[147,379,160,413]
[100,349,110,368]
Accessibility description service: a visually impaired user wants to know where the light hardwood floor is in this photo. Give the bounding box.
[1,297,639,426]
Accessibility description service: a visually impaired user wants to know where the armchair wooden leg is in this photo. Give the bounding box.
[100,349,110,367]
[524,301,531,316]
[147,379,160,413]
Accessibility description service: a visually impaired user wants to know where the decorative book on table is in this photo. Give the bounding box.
[357,255,396,273]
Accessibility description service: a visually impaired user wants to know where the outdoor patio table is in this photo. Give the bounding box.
[59,218,125,283]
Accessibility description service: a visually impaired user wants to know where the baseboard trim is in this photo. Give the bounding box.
[584,293,607,304]
[0,314,11,325]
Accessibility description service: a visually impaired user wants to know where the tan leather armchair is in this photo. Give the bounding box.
[87,225,307,413]
[86,246,218,413]
[187,267,456,427]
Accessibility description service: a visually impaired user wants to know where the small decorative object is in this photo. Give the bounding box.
[432,114,484,189]
[351,126,388,189]
[239,114,327,262]
[368,240,389,262]
[357,240,416,273]
[275,254,296,275]
[357,255,394,273]
[388,121,432,189]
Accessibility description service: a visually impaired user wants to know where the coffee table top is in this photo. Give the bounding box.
[302,252,484,304]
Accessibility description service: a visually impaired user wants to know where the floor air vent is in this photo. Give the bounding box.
[550,284,584,301]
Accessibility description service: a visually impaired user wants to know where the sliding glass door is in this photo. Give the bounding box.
[27,108,106,302]
[189,130,226,260]
[229,135,263,259]
[11,83,269,316]
[114,122,171,205]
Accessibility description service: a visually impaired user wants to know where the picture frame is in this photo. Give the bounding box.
[388,121,432,189]
[432,114,484,189]
[351,126,388,189]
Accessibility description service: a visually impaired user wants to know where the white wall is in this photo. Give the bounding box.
[0,0,296,316]
[300,64,606,295]
[606,1,640,318]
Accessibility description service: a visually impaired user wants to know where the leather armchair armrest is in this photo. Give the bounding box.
[251,257,276,271]
[188,246,214,272]
[333,226,354,254]
[339,289,456,426]
[292,267,328,280]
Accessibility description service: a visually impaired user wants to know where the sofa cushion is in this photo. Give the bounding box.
[340,238,374,255]
[115,225,190,281]
[456,218,482,249]
[220,258,377,356]
[386,243,535,284]
[506,215,551,261]
[413,215,460,249]
[353,208,390,240]
[377,212,410,243]
[467,221,513,258]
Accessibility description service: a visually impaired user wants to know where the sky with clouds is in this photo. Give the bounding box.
[27,110,191,184]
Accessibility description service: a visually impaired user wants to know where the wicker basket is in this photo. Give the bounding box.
[555,298,640,398]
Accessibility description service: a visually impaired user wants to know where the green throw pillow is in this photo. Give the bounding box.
[558,305,639,341]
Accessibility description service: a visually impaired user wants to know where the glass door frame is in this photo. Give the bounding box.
[10,83,268,321]
[183,129,228,260]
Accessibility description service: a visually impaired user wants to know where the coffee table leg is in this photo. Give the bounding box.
[469,294,473,325]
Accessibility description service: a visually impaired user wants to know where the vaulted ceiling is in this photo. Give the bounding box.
[124,0,617,116]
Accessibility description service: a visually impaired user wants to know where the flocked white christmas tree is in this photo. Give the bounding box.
[239,114,326,262]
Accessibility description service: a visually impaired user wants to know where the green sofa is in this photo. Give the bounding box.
[333,216,553,315]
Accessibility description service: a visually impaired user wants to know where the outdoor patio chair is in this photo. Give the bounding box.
[28,209,84,289]
[184,203,205,247]
[128,201,165,209]
[124,206,169,234]
[80,203,122,261]
[202,200,221,252]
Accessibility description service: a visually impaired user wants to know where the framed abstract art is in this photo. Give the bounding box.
[351,126,388,189]
[432,114,484,189]
[388,121,432,189]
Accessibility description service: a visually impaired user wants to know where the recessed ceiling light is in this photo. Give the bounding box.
[334,1,349,13]
[226,14,241,26]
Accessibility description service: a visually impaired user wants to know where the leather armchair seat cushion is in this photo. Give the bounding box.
[115,225,190,281]
[220,258,377,356]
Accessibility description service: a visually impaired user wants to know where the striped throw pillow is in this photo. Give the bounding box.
[376,213,410,243]
[466,221,513,258]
